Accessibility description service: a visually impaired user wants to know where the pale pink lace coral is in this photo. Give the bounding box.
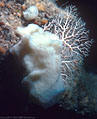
[43,5,93,82]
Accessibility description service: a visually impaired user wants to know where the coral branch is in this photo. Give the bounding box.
[43,5,93,81]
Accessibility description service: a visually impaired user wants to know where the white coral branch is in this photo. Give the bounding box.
[43,5,93,81]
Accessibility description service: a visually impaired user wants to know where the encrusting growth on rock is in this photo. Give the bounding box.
[0,46,6,54]
[23,6,39,21]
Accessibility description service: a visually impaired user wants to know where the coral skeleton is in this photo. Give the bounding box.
[43,5,92,86]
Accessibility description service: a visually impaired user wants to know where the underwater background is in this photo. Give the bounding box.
[0,0,97,119]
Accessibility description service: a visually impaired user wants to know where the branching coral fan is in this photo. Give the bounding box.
[43,5,92,84]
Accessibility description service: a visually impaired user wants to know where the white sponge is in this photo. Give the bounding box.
[10,23,65,107]
[23,6,38,20]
